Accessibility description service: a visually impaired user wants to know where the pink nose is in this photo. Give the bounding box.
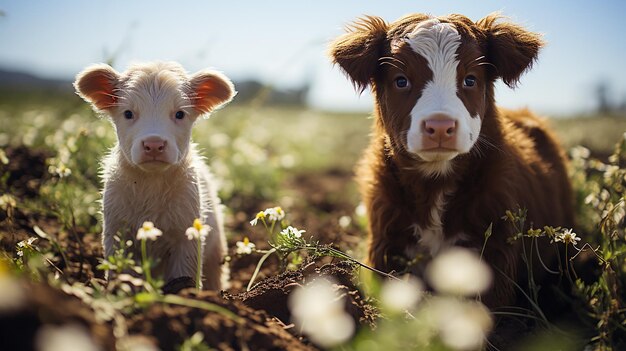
[422,117,457,149]
[142,138,166,156]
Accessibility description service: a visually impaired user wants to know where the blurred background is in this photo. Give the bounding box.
[1,0,626,219]
[1,0,625,231]
[1,0,626,115]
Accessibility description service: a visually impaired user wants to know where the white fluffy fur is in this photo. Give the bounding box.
[75,61,234,290]
[405,19,481,171]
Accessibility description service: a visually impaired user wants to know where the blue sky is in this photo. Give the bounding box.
[1,0,625,114]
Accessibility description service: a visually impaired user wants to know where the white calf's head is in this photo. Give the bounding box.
[331,14,543,177]
[74,62,235,171]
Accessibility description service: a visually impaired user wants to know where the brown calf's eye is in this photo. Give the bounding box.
[175,111,185,120]
[395,76,410,89]
[124,110,133,119]
[464,75,477,87]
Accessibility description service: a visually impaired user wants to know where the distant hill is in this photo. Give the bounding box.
[0,68,72,91]
[0,68,309,106]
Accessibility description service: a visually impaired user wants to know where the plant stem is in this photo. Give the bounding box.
[247,248,276,291]
[196,238,202,290]
[141,238,152,288]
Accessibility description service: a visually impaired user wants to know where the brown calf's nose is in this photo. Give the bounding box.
[143,139,167,155]
[423,119,457,141]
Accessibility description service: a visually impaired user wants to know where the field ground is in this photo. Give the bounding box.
[0,91,625,350]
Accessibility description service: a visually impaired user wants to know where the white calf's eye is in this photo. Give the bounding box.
[395,76,410,89]
[175,111,185,120]
[464,75,477,87]
[124,110,133,119]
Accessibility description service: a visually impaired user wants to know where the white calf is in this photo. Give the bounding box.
[74,61,234,290]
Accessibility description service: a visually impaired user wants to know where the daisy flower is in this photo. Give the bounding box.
[136,221,162,241]
[555,228,581,245]
[264,207,285,223]
[235,237,256,255]
[250,211,266,226]
[185,218,211,241]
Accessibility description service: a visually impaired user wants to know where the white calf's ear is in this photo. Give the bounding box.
[74,63,120,111]
[188,70,236,114]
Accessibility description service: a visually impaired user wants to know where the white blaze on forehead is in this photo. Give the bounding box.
[404,18,481,171]
[408,19,461,95]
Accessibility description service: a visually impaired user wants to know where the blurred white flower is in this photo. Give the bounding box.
[16,237,38,257]
[604,165,619,180]
[136,221,162,241]
[264,207,285,223]
[425,297,493,351]
[570,146,590,160]
[235,237,256,255]
[0,273,26,312]
[355,203,367,217]
[48,163,72,178]
[289,278,355,348]
[280,154,296,168]
[554,228,581,245]
[185,218,211,241]
[380,276,424,312]
[426,247,492,296]
[35,323,101,351]
[280,226,305,239]
[338,215,352,229]
[116,335,160,351]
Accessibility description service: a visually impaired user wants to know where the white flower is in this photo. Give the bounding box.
[48,163,72,178]
[570,146,590,160]
[355,203,367,217]
[380,276,424,312]
[16,237,37,257]
[136,221,162,241]
[185,218,211,241]
[554,228,581,245]
[17,237,37,248]
[264,206,285,223]
[280,226,305,239]
[288,278,355,347]
[236,237,256,255]
[35,323,101,351]
[425,247,492,296]
[425,297,493,351]
[338,215,351,228]
[249,211,266,226]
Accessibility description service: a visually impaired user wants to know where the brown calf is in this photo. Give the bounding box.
[330,13,573,308]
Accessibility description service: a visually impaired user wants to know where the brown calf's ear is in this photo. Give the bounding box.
[477,14,544,88]
[188,70,236,114]
[74,63,120,111]
[329,16,388,92]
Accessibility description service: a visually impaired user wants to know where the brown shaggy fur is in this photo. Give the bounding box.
[330,13,573,309]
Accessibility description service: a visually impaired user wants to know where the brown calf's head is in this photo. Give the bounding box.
[330,13,543,177]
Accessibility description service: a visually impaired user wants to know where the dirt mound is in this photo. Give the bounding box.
[228,261,376,331]
[127,289,317,351]
[0,280,115,351]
